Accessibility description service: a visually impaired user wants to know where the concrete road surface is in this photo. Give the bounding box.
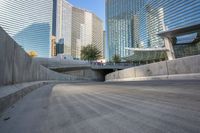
[0,80,200,133]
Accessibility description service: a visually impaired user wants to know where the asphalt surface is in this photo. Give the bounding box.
[0,80,200,133]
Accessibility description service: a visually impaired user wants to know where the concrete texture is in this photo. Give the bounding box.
[0,81,200,133]
[105,68,135,80]
[167,55,200,75]
[63,69,105,81]
[135,61,168,77]
[0,29,14,85]
[0,81,49,113]
[106,74,200,82]
[106,55,200,81]
[119,67,135,79]
[0,27,88,87]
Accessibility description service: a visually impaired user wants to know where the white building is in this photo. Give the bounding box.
[56,0,104,59]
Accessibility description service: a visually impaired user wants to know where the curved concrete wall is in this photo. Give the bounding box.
[106,55,200,81]
[0,27,87,87]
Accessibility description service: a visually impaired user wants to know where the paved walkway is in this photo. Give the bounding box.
[0,80,200,133]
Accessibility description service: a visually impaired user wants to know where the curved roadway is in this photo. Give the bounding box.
[1,80,200,133]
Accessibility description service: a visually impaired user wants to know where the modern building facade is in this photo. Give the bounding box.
[103,31,106,59]
[106,0,200,61]
[56,0,72,56]
[106,0,146,60]
[71,7,85,58]
[92,14,104,59]
[0,0,104,59]
[53,0,104,59]
[0,0,54,57]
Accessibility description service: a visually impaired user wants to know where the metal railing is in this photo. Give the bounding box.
[90,62,135,69]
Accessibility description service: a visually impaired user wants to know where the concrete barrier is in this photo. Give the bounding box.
[167,55,200,75]
[135,61,168,77]
[106,55,200,81]
[0,81,49,114]
[0,27,89,87]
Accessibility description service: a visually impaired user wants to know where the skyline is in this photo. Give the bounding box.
[67,0,105,29]
[0,0,104,58]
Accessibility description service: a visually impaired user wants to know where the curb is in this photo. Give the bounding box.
[0,81,50,114]
[105,73,200,82]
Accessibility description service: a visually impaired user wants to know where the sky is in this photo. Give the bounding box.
[67,0,105,29]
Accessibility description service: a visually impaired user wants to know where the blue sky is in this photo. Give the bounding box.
[68,0,105,29]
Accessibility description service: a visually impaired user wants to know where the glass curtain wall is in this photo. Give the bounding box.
[106,0,200,60]
[139,0,200,47]
[56,0,72,56]
[0,0,54,57]
[106,0,145,60]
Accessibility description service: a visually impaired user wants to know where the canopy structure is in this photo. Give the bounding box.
[123,48,168,62]
[158,23,200,59]
[158,23,200,38]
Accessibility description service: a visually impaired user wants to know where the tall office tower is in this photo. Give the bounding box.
[56,0,72,56]
[71,7,103,59]
[0,0,55,57]
[92,14,104,59]
[132,15,140,48]
[56,0,103,59]
[103,31,106,59]
[106,0,200,60]
[106,0,145,60]
[71,7,85,59]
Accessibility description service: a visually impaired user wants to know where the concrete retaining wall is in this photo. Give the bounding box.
[106,55,200,81]
[63,69,105,81]
[0,27,88,87]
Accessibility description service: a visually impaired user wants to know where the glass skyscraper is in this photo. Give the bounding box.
[106,0,200,60]
[0,0,103,58]
[106,0,146,59]
[0,0,54,57]
[56,0,73,56]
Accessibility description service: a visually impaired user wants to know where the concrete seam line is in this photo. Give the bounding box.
[134,67,136,78]
[166,61,169,76]
[12,39,16,85]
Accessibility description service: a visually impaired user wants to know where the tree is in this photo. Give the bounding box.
[112,54,121,63]
[81,45,101,61]
[27,51,38,58]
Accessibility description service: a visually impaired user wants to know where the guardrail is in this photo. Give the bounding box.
[90,62,135,69]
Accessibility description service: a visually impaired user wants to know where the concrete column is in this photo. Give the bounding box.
[164,37,175,60]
